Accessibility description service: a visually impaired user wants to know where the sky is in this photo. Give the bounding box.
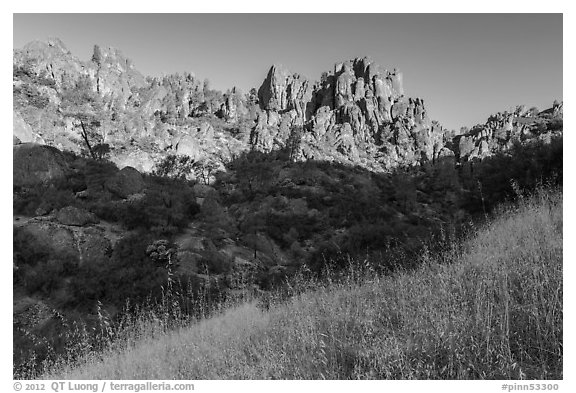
[13,13,562,131]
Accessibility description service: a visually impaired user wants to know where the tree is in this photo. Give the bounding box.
[79,120,98,159]
[93,143,111,160]
[286,126,304,161]
[230,152,275,195]
[153,154,195,180]
[193,158,220,185]
[60,75,106,159]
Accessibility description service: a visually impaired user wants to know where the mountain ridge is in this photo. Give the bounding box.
[14,38,561,176]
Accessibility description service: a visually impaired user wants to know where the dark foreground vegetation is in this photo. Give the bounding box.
[43,187,562,379]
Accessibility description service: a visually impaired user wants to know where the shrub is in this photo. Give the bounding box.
[67,234,167,310]
[198,251,233,275]
[153,155,195,180]
[14,185,77,216]
[547,119,563,131]
[13,226,49,269]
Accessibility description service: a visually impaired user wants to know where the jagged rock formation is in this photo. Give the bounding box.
[13,39,254,177]
[14,38,85,89]
[90,45,148,107]
[13,38,563,176]
[252,57,451,170]
[15,40,454,175]
[258,65,313,118]
[454,104,563,162]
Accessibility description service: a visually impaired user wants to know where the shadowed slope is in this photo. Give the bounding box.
[48,189,562,380]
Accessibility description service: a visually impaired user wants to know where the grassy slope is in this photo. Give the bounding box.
[48,190,563,380]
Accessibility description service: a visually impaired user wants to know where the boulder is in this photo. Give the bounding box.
[56,206,98,226]
[13,143,69,188]
[23,221,78,259]
[104,166,145,198]
[16,221,112,267]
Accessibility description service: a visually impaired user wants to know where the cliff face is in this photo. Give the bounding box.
[13,38,563,176]
[253,57,451,170]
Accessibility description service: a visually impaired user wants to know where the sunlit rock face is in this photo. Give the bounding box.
[13,38,563,175]
[253,57,450,170]
[454,104,563,162]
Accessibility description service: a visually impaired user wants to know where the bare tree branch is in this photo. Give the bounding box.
[80,120,97,160]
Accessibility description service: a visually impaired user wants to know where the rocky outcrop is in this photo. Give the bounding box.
[13,38,563,177]
[15,38,448,174]
[252,57,450,170]
[455,103,563,162]
[90,45,148,108]
[258,64,313,119]
[221,87,248,123]
[15,219,112,266]
[56,206,99,226]
[13,38,84,89]
[13,143,70,188]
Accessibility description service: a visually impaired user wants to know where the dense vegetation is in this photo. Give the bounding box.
[42,187,562,379]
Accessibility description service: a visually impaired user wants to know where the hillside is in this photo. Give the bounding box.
[13,38,563,377]
[46,188,562,380]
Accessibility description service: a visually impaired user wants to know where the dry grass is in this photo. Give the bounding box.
[46,189,563,380]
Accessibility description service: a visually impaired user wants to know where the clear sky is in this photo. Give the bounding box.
[13,13,562,131]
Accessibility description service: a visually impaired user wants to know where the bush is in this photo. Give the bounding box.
[14,226,78,295]
[198,251,233,275]
[89,176,199,236]
[67,234,167,310]
[14,186,77,216]
[153,155,195,180]
[13,226,50,268]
